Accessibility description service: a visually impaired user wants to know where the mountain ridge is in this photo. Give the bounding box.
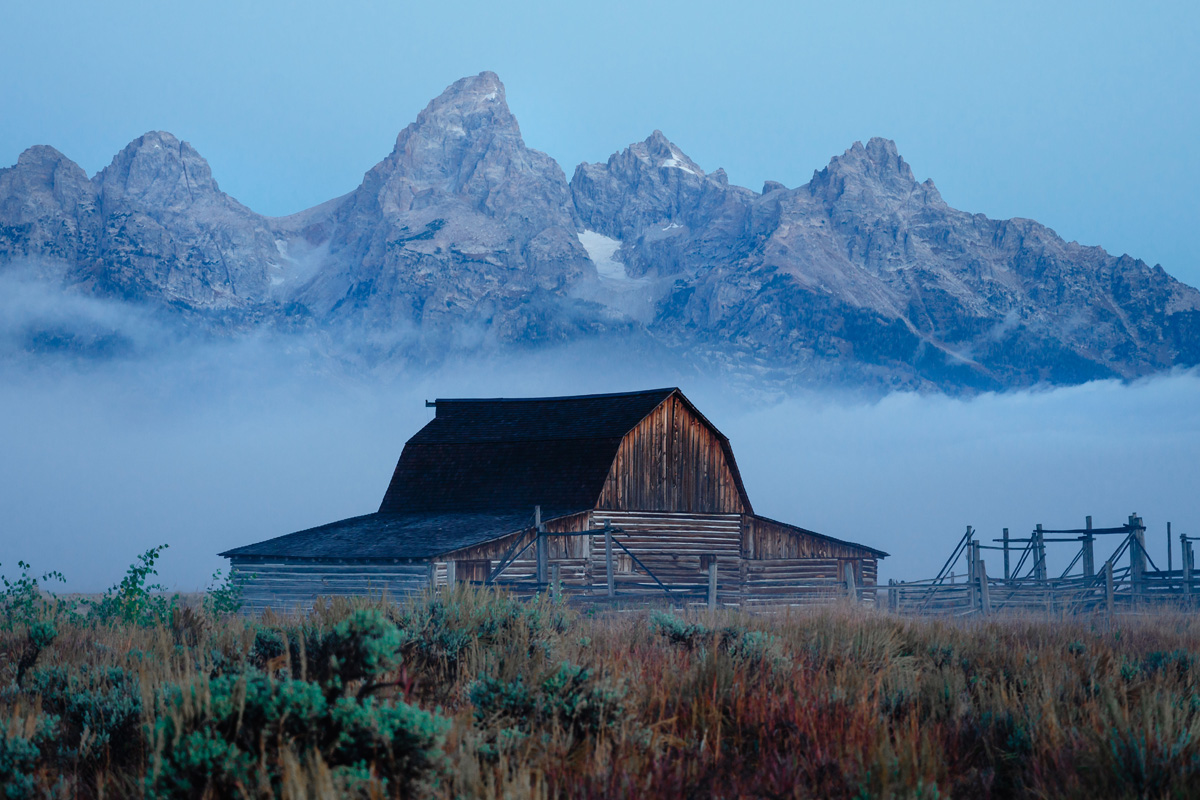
[2,71,1197,392]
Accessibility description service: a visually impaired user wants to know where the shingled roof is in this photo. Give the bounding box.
[378,388,680,513]
[224,388,699,560]
[219,511,551,561]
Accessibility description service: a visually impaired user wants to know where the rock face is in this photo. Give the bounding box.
[2,72,1198,391]
[571,134,1200,389]
[0,132,280,309]
[291,71,603,354]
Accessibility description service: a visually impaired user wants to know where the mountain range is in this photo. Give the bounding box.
[2,71,1197,391]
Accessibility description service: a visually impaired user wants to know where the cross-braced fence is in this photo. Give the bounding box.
[884,514,1198,616]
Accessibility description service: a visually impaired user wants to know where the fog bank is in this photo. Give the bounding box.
[1,342,1196,591]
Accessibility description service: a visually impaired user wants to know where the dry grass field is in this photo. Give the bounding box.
[4,552,1200,799]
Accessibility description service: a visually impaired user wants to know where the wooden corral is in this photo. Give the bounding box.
[222,388,887,613]
[887,514,1199,617]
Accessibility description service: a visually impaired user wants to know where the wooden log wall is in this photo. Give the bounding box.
[742,559,843,606]
[440,511,594,590]
[596,394,746,514]
[590,511,743,599]
[745,515,879,561]
[231,559,432,615]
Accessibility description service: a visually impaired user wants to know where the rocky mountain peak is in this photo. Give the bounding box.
[364,71,571,222]
[808,137,943,210]
[15,145,82,173]
[400,71,514,147]
[570,131,749,241]
[2,146,92,204]
[95,131,223,210]
[630,130,706,177]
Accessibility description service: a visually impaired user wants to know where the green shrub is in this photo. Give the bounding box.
[202,569,247,617]
[649,611,712,649]
[650,612,790,669]
[28,665,143,772]
[88,545,178,627]
[14,621,56,687]
[253,609,407,697]
[148,668,449,798]
[470,661,625,744]
[0,714,58,800]
[0,560,75,629]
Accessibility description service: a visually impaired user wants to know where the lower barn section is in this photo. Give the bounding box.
[231,511,883,613]
[231,560,432,615]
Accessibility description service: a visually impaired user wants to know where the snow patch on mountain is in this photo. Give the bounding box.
[578,230,628,281]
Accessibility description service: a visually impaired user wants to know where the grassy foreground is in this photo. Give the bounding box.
[5,564,1200,798]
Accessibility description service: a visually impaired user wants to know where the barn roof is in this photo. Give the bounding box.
[378,388,691,514]
[220,510,558,561]
[222,387,759,560]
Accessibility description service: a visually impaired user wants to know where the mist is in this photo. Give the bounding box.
[1,331,1197,592]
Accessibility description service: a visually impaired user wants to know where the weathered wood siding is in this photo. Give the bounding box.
[590,510,743,598]
[231,559,431,615]
[745,515,879,564]
[597,394,746,513]
[440,511,594,589]
[742,558,844,605]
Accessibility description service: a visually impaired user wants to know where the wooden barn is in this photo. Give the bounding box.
[221,388,887,613]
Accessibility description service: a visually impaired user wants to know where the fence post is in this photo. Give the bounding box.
[428,561,437,590]
[968,542,979,611]
[604,521,615,597]
[708,559,718,611]
[1168,521,1173,573]
[1184,537,1193,606]
[844,561,857,603]
[1035,524,1048,581]
[535,506,548,587]
[1129,514,1145,603]
[978,559,991,616]
[1083,516,1095,577]
[1003,528,1011,580]
[551,563,561,601]
[1104,560,1115,616]
[888,579,898,612]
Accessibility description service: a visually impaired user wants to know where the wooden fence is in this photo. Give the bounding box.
[882,514,1200,617]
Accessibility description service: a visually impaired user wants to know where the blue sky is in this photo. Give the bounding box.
[3,1,1197,284]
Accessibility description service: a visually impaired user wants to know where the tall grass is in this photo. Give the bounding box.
[5,573,1200,798]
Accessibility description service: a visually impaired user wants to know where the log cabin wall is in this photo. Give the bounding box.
[434,511,594,590]
[596,394,746,514]
[231,558,432,615]
[745,515,880,564]
[590,510,743,600]
[741,514,879,604]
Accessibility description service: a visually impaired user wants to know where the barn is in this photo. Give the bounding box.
[221,388,887,612]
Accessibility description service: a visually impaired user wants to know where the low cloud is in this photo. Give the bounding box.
[1,323,1197,592]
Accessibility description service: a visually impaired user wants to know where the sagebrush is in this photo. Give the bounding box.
[5,554,1200,798]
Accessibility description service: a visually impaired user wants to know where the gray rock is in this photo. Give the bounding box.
[2,74,1198,391]
[289,71,605,355]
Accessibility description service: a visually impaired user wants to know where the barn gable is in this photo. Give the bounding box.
[597,391,751,514]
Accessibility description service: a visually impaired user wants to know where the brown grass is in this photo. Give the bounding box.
[4,587,1200,798]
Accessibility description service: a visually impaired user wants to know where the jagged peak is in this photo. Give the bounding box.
[625,130,706,177]
[399,72,517,146]
[827,137,914,182]
[809,137,943,206]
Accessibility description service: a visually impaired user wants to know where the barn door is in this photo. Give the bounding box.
[455,559,491,583]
